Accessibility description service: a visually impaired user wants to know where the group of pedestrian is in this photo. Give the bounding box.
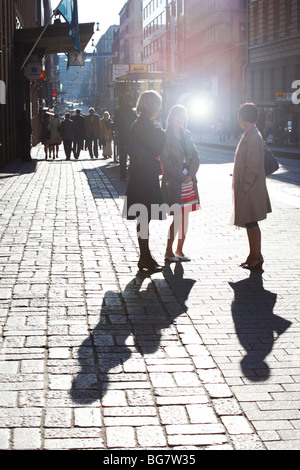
[41,108,114,161]
[41,92,272,275]
[123,91,271,274]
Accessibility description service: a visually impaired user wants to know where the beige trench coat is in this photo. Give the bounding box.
[85,113,101,138]
[232,125,271,228]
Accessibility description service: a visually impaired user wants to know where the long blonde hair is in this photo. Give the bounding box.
[136,90,162,119]
[166,104,188,129]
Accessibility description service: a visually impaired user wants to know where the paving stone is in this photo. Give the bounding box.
[13,428,41,450]
[44,408,72,428]
[221,415,254,434]
[158,405,189,425]
[0,429,10,449]
[136,426,167,447]
[74,408,102,427]
[105,426,136,448]
[43,437,105,450]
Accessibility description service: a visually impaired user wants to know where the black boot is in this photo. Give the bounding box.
[137,237,163,272]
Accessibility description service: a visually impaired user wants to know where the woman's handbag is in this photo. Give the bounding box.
[264,142,279,176]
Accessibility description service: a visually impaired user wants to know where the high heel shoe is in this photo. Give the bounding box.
[240,256,251,267]
[242,256,264,270]
[138,257,163,272]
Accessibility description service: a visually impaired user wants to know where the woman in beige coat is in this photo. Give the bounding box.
[232,103,271,270]
[100,111,113,159]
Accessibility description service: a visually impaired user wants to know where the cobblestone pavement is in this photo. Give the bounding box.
[0,144,299,451]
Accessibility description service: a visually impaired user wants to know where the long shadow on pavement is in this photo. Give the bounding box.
[229,271,292,382]
[70,263,196,404]
[0,158,37,178]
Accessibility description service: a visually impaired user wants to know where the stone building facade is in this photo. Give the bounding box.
[246,0,300,145]
[0,0,52,166]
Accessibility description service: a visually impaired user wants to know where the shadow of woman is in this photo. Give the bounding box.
[70,263,196,404]
[229,270,292,382]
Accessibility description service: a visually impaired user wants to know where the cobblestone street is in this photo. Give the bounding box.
[0,143,299,451]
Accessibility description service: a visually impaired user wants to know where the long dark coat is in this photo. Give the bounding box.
[72,114,86,139]
[60,118,75,141]
[124,114,166,220]
[232,125,271,227]
[160,127,200,207]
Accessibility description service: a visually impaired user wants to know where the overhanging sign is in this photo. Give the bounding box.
[25,62,42,80]
[112,64,129,81]
[130,64,148,73]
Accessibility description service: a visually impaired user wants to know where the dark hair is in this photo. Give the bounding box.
[238,103,259,123]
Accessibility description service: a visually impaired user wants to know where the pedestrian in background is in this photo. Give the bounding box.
[100,111,113,159]
[160,105,200,263]
[123,90,166,273]
[41,112,51,159]
[231,102,272,270]
[114,95,136,180]
[72,109,86,159]
[60,113,75,160]
[85,107,101,158]
[48,113,62,159]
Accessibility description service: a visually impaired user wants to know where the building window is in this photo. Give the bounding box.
[240,23,246,43]
[285,0,292,32]
[282,66,287,92]
[270,68,275,100]
[251,70,255,99]
[260,69,264,99]
[262,0,269,42]
[273,0,279,39]
[252,2,259,45]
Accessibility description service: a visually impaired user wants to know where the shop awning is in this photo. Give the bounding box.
[15,22,94,55]
[113,71,179,83]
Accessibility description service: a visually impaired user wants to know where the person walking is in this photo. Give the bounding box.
[114,95,136,180]
[123,90,166,273]
[48,113,62,159]
[41,113,51,159]
[100,111,113,159]
[60,113,75,160]
[85,107,101,158]
[160,105,200,263]
[231,102,272,270]
[72,109,86,159]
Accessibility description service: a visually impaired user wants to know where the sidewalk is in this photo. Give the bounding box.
[194,132,300,160]
[0,144,299,451]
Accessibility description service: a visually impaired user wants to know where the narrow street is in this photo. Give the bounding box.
[0,143,299,451]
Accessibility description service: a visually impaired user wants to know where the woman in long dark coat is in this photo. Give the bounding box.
[124,90,166,272]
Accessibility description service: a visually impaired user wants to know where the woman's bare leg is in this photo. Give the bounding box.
[176,213,189,257]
